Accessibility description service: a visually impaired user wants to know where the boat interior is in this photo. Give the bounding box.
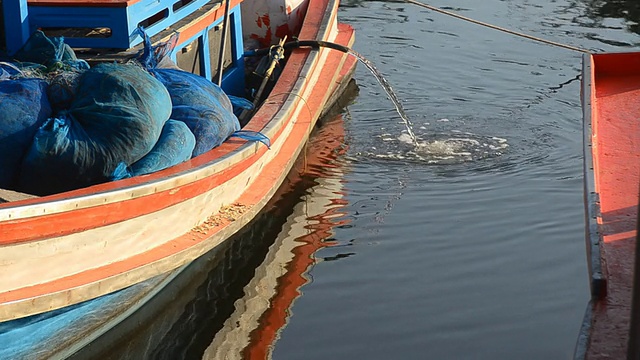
[0,0,315,201]
[580,51,640,358]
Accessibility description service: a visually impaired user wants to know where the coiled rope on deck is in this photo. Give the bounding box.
[403,0,591,54]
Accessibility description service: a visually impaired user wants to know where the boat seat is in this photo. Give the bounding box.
[26,0,217,49]
[0,189,38,203]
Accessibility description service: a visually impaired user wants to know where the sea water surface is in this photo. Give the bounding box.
[79,0,640,359]
[271,0,638,359]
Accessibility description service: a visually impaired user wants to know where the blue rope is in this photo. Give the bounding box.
[231,130,271,149]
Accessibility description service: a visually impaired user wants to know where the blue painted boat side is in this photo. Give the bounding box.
[26,0,215,49]
[0,267,183,359]
[2,0,30,55]
[222,5,245,97]
[168,4,245,96]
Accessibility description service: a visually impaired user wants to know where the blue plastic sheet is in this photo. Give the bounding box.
[113,120,196,179]
[0,79,52,188]
[152,69,241,157]
[231,130,271,148]
[18,63,172,195]
[13,30,89,71]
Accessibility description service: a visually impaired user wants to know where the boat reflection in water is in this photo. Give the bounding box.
[72,81,358,360]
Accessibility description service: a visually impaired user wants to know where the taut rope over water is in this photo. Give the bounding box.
[245,41,420,146]
[402,0,591,54]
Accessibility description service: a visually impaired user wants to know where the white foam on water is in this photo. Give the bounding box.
[397,133,415,144]
[362,130,509,165]
[417,140,461,155]
[447,138,480,146]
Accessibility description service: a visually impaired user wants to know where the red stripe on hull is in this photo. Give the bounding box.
[0,0,355,322]
[0,0,330,244]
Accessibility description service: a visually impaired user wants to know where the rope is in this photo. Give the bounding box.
[403,0,591,54]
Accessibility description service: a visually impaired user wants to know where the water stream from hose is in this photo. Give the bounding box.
[347,49,419,146]
[344,50,509,164]
[245,41,508,163]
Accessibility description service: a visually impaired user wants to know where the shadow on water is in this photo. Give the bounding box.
[70,85,357,360]
[581,0,640,35]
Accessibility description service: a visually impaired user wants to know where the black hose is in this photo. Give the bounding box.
[243,40,351,57]
[216,0,232,86]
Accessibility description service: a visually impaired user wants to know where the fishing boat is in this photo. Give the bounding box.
[65,110,352,359]
[575,52,640,359]
[0,0,356,353]
[0,105,353,358]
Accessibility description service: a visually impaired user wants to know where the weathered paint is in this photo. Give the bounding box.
[241,0,308,47]
[0,0,354,323]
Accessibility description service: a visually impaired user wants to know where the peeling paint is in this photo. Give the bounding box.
[262,14,271,27]
[275,23,290,40]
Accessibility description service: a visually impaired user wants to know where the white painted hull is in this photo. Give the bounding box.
[0,0,355,323]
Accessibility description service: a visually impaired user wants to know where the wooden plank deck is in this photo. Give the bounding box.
[0,189,38,203]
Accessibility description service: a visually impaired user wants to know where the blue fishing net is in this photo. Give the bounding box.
[136,29,264,157]
[18,63,172,195]
[113,119,196,179]
[0,62,27,80]
[12,30,89,71]
[47,69,83,112]
[152,68,241,157]
[0,78,52,188]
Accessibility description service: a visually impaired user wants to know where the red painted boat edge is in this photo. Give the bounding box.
[0,5,356,322]
[575,51,640,360]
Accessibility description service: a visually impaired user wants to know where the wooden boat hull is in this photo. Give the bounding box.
[576,52,640,359]
[0,0,355,323]
[61,105,353,359]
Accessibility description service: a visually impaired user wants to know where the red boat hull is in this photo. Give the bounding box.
[577,52,640,359]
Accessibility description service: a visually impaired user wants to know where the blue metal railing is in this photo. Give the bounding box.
[3,0,30,55]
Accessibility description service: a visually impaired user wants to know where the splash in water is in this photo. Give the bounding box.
[346,50,508,164]
[355,130,509,165]
[348,49,419,146]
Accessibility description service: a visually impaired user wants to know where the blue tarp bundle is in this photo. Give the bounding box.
[0,29,267,196]
[152,69,241,157]
[137,30,250,157]
[12,30,89,71]
[18,63,172,195]
[113,119,196,179]
[47,69,83,112]
[0,79,52,188]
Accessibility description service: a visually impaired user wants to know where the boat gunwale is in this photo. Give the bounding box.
[581,53,606,300]
[0,0,317,223]
[574,50,640,360]
[573,52,605,360]
[0,0,353,322]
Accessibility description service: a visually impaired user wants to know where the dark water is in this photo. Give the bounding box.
[75,1,640,359]
[271,0,639,359]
